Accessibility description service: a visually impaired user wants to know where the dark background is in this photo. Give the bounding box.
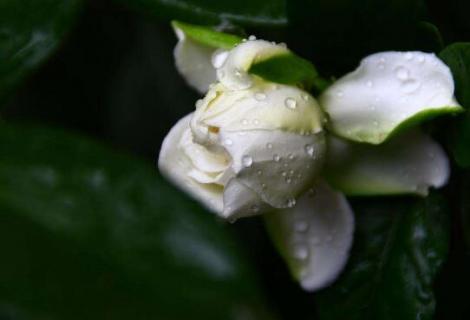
[1,0,470,319]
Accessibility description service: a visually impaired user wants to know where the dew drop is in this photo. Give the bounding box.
[395,66,410,81]
[223,138,233,146]
[241,119,249,125]
[281,171,287,177]
[257,170,262,175]
[273,154,281,162]
[285,97,297,110]
[304,144,315,157]
[288,153,295,160]
[251,204,260,213]
[254,92,267,101]
[261,183,267,189]
[253,119,260,125]
[405,52,414,60]
[417,55,425,63]
[402,79,421,94]
[286,198,296,208]
[242,155,253,167]
[336,90,344,98]
[302,94,309,101]
[248,35,257,41]
[266,143,273,149]
[234,68,243,77]
[285,178,292,184]
[366,80,373,88]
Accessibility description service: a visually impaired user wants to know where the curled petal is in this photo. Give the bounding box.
[217,40,288,90]
[320,51,463,144]
[264,182,354,291]
[173,24,218,93]
[325,130,449,196]
[158,113,224,213]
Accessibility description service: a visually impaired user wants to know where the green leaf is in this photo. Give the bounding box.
[316,195,450,320]
[114,0,287,27]
[0,124,275,320]
[439,43,470,167]
[0,0,83,104]
[172,20,242,50]
[249,52,319,89]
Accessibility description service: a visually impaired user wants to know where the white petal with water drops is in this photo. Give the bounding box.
[219,128,326,211]
[264,181,354,291]
[320,51,462,144]
[324,130,449,196]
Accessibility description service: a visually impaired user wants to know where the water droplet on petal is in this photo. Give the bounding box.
[248,35,257,41]
[402,79,421,94]
[251,204,260,213]
[273,154,281,162]
[241,119,249,125]
[304,144,315,157]
[253,119,260,125]
[302,94,309,101]
[286,198,296,208]
[395,66,410,81]
[266,143,273,149]
[223,138,233,146]
[336,90,344,97]
[257,170,262,175]
[366,80,373,88]
[417,55,425,63]
[288,153,295,160]
[242,155,253,167]
[285,97,297,110]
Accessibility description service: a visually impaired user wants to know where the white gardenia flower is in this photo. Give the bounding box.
[159,25,461,292]
[160,40,326,220]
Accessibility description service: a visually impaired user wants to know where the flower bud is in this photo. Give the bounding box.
[159,40,326,220]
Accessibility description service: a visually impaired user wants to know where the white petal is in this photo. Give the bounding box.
[220,129,326,209]
[320,51,463,144]
[158,113,224,213]
[325,130,450,196]
[222,179,270,220]
[264,182,354,291]
[173,26,217,93]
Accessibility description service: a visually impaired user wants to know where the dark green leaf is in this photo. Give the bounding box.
[316,195,450,320]
[0,124,275,320]
[249,52,319,90]
[0,0,83,104]
[113,0,287,27]
[439,43,470,167]
[172,20,242,49]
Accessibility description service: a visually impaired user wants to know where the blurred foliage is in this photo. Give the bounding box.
[0,124,274,320]
[0,0,83,103]
[0,0,469,319]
